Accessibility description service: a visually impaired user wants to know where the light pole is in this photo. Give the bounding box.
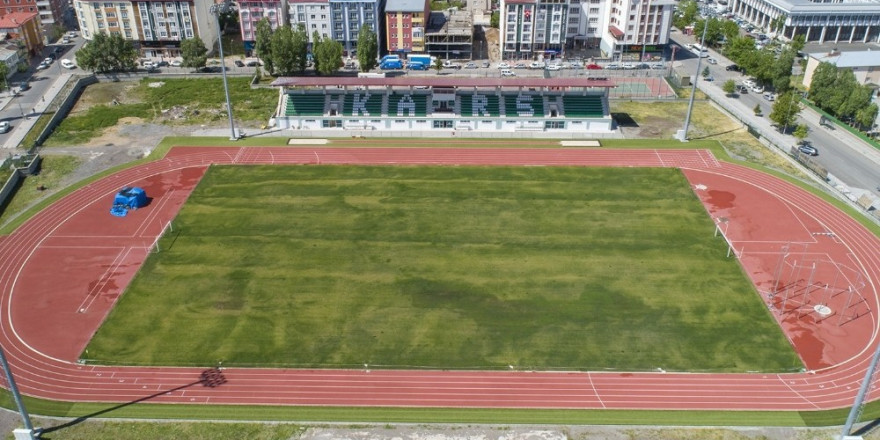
[210,1,238,141]
[0,345,36,440]
[675,19,709,142]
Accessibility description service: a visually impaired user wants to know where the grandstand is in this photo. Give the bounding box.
[271,77,614,134]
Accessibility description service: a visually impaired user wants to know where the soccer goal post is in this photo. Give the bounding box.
[149,221,174,254]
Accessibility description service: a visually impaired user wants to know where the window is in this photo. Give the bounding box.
[432,120,453,128]
[589,7,598,13]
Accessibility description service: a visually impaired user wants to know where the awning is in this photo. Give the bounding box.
[609,25,624,39]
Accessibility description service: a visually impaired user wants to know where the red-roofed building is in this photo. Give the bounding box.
[0,12,42,56]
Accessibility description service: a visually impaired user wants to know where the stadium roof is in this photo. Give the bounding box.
[272,76,617,88]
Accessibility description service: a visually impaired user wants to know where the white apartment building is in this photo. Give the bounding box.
[730,0,880,43]
[501,0,674,61]
[288,0,332,44]
[73,0,218,59]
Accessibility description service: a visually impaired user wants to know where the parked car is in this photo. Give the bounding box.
[61,59,76,69]
[0,121,9,134]
[546,64,562,71]
[497,62,511,69]
[763,92,775,101]
[500,69,516,77]
[156,60,169,67]
[651,62,665,69]
[736,85,749,94]
[707,58,717,64]
[570,61,584,69]
[17,81,30,92]
[514,62,527,69]
[529,61,545,69]
[142,60,155,69]
[234,60,244,67]
[797,144,818,156]
[636,63,650,69]
[622,63,636,69]
[481,60,490,68]
[464,62,477,69]
[725,64,741,71]
[743,78,756,88]
[605,63,620,70]
[751,85,764,93]
[246,60,262,67]
[36,60,50,70]
[586,63,603,70]
[170,60,182,67]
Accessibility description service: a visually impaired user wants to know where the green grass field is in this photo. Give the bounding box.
[85,165,801,372]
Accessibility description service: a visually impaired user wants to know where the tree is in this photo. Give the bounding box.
[770,14,787,34]
[723,36,755,66]
[271,25,297,75]
[722,79,736,95]
[770,48,795,93]
[357,25,378,72]
[721,20,740,42]
[807,62,838,105]
[255,18,274,74]
[693,18,725,47]
[313,33,343,76]
[673,0,698,30]
[490,11,499,28]
[0,63,9,92]
[180,37,208,71]
[754,104,762,116]
[433,57,443,74]
[75,32,137,73]
[790,34,806,54]
[290,24,309,73]
[793,123,809,144]
[856,103,879,131]
[769,92,801,131]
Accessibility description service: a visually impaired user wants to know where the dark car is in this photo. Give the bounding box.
[234,60,244,67]
[797,144,818,156]
[156,60,169,67]
[199,66,221,73]
[246,60,261,67]
[725,64,740,72]
[17,81,30,91]
[736,85,748,94]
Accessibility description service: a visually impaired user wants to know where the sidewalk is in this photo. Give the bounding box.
[1,73,74,151]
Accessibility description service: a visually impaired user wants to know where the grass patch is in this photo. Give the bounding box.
[611,100,807,177]
[0,155,82,227]
[18,111,55,150]
[44,78,277,146]
[86,165,800,372]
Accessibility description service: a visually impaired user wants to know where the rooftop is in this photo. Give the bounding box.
[385,0,426,12]
[271,76,616,89]
[808,49,880,67]
[426,10,472,36]
[0,11,40,28]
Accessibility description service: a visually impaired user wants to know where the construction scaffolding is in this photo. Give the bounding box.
[425,10,474,60]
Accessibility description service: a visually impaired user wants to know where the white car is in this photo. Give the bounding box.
[743,78,756,88]
[546,64,562,71]
[500,69,516,77]
[61,59,76,69]
[529,61,545,69]
[36,61,50,70]
[0,121,9,134]
[497,62,511,69]
[751,85,764,93]
[707,58,717,64]
[622,63,636,69]
[170,60,182,67]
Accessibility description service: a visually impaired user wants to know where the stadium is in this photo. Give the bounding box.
[0,141,879,430]
[270,77,615,134]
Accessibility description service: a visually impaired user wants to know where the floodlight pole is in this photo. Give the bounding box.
[841,341,880,439]
[0,345,36,440]
[675,20,709,142]
[211,2,238,141]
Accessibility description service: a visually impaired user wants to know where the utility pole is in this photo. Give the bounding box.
[0,345,36,440]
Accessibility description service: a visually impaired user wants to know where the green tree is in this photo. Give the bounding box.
[180,36,208,71]
[769,92,801,131]
[75,32,137,73]
[490,11,499,28]
[807,62,838,105]
[693,18,725,47]
[856,103,879,131]
[673,0,698,29]
[770,14,787,34]
[723,36,755,66]
[793,123,809,143]
[721,20,740,42]
[837,83,873,120]
[722,79,736,95]
[790,34,806,53]
[433,57,443,74]
[271,25,297,75]
[291,24,310,73]
[702,66,710,77]
[357,24,378,72]
[770,48,795,93]
[255,18,274,74]
[753,104,762,116]
[313,32,343,75]
[0,63,9,92]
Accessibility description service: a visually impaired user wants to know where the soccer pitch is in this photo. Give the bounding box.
[86,165,801,372]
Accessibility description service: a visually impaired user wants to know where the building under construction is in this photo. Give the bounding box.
[425,9,473,60]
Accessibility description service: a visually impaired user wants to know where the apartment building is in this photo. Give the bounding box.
[501,0,673,61]
[384,0,428,54]
[35,0,68,27]
[288,0,331,45]
[239,0,284,52]
[730,0,880,44]
[74,0,216,59]
[328,0,385,57]
[0,11,41,55]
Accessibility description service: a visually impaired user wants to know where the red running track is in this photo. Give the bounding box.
[0,146,878,411]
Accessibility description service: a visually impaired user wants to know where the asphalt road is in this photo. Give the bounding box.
[671,35,880,195]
